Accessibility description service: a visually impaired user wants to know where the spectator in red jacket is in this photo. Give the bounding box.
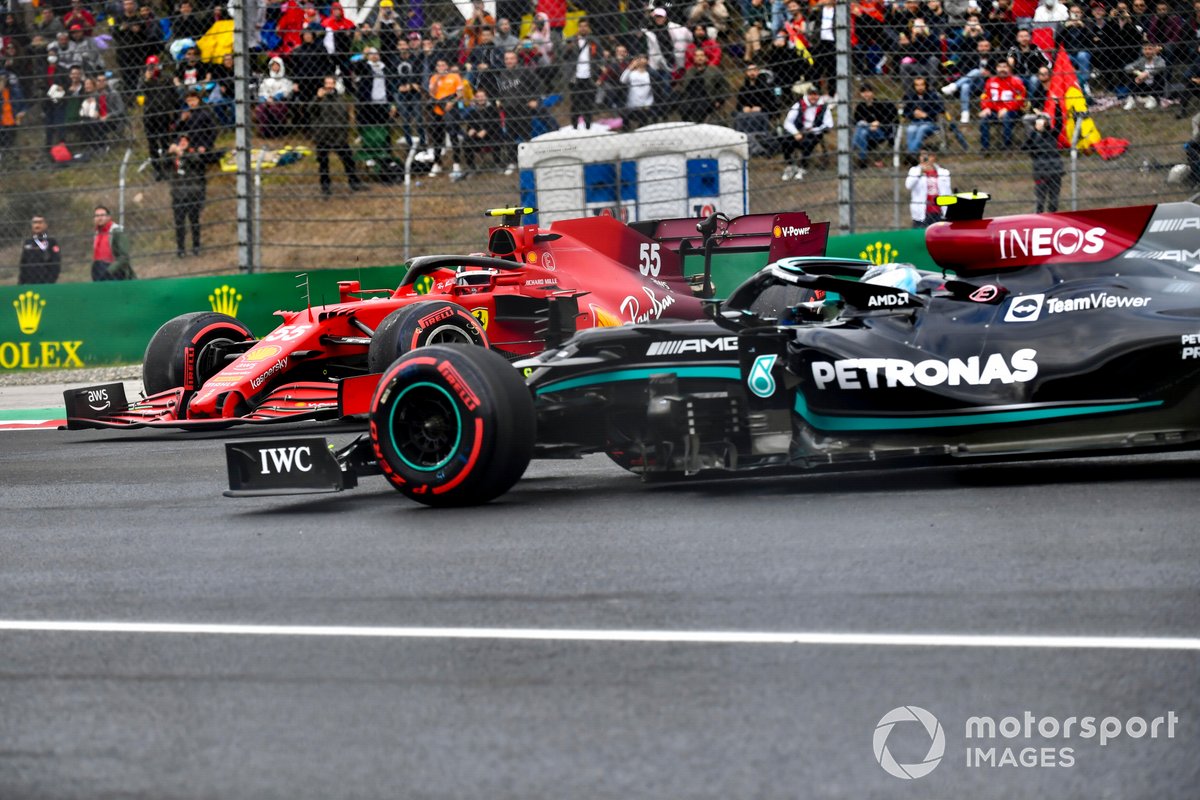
[979,60,1026,151]
[683,24,722,69]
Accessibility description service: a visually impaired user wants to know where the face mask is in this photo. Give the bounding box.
[47,54,58,63]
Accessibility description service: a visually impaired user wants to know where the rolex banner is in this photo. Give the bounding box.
[0,266,405,371]
[1,227,934,371]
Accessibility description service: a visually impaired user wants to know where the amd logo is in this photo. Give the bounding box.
[258,446,314,475]
[646,337,739,356]
[867,293,910,308]
[998,226,1106,260]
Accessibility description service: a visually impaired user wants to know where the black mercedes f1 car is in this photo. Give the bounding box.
[224,197,1200,506]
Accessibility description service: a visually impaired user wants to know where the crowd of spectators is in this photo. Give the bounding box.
[2,0,1200,185]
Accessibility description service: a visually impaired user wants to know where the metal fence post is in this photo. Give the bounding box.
[1070,112,1083,212]
[118,148,132,227]
[403,143,418,262]
[835,1,853,235]
[233,0,255,273]
[254,149,264,267]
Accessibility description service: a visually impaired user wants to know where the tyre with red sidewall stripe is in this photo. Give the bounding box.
[370,344,535,507]
[367,300,489,375]
[142,312,254,395]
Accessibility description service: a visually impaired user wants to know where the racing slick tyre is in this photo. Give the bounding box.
[370,344,534,507]
[142,312,254,395]
[367,300,489,374]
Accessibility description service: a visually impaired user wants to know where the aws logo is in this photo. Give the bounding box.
[3,291,84,369]
[860,241,899,266]
[209,285,242,317]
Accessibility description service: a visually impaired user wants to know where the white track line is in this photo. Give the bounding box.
[0,621,1197,650]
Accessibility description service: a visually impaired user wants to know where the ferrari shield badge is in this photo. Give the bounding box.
[748,354,777,398]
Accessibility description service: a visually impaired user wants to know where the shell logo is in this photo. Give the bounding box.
[244,344,282,362]
[526,252,538,263]
[590,304,623,328]
[772,225,782,238]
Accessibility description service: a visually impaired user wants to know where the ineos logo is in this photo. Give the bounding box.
[873,706,946,780]
[998,226,1106,260]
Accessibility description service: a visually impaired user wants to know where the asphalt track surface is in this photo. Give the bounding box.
[2,416,1199,798]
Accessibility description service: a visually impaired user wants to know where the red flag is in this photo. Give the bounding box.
[1046,47,1104,150]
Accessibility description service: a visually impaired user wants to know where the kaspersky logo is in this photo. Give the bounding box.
[2,291,84,369]
[209,285,243,317]
[860,241,899,266]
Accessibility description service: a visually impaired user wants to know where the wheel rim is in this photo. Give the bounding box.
[195,336,242,386]
[388,382,463,472]
[423,323,475,345]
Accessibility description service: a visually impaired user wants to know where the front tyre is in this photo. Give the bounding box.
[142,312,254,394]
[370,345,534,507]
[367,300,489,374]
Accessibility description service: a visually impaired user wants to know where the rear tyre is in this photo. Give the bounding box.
[367,300,489,374]
[142,312,254,394]
[370,344,534,507]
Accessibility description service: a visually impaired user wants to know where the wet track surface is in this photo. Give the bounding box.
[1,424,1198,798]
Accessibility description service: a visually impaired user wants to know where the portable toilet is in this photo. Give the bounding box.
[518,122,749,225]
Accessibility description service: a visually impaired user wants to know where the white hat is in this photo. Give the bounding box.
[652,7,668,16]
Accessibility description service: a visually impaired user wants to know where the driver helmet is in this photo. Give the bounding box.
[861,262,921,295]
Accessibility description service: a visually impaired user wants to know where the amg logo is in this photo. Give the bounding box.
[1124,248,1200,262]
[867,293,910,308]
[998,226,1106,260]
[646,337,739,356]
[811,349,1038,390]
[1149,217,1200,232]
[780,225,811,237]
[258,446,313,474]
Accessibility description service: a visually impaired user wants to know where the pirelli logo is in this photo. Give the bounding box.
[1149,218,1200,233]
[645,337,739,356]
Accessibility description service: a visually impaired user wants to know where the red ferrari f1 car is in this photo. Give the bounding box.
[65,207,827,428]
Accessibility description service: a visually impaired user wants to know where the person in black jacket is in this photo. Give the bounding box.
[310,75,362,196]
[167,134,207,256]
[175,87,217,159]
[18,215,62,284]
[852,82,897,166]
[1024,105,1064,213]
[456,87,503,178]
[139,55,177,180]
[289,26,332,130]
[734,62,780,156]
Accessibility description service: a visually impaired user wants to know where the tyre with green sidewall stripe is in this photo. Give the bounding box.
[370,344,534,506]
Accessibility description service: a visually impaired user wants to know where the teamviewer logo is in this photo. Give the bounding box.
[873,706,946,780]
[1004,293,1045,323]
